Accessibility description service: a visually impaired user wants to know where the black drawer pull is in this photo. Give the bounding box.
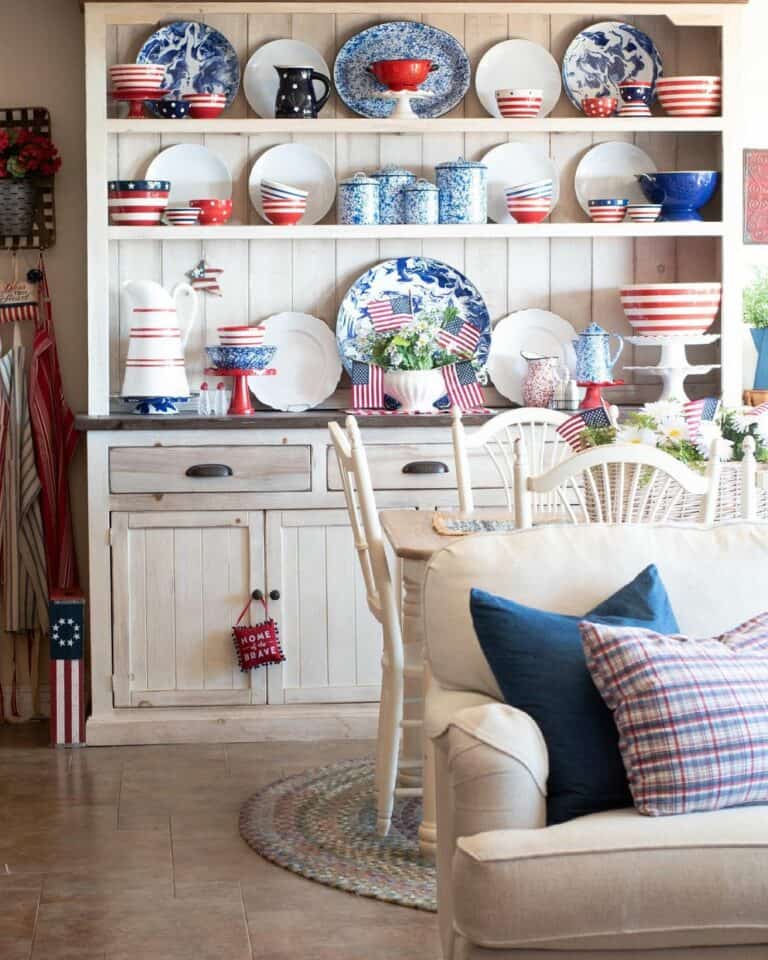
[252,589,264,602]
[269,590,281,602]
[402,460,449,475]
[185,463,234,478]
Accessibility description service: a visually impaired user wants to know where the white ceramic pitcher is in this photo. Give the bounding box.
[120,280,198,403]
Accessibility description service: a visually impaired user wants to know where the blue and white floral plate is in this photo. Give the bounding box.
[333,21,470,119]
[137,21,241,116]
[562,21,663,111]
[337,257,491,392]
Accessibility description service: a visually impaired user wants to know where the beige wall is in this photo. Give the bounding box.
[0,0,87,577]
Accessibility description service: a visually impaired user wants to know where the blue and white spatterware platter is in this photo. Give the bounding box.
[137,21,240,116]
[336,257,490,378]
[333,21,470,119]
[562,21,663,111]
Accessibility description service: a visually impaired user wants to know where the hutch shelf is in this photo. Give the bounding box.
[83,0,745,745]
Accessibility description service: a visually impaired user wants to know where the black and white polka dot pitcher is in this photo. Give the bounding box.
[274,65,331,119]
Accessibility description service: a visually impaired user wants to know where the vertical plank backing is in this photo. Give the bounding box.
[201,525,236,690]
[296,525,329,689]
[173,527,204,690]
[325,523,357,688]
[145,527,176,692]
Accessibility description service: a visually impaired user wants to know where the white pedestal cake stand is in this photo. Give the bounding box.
[372,90,434,119]
[624,334,720,401]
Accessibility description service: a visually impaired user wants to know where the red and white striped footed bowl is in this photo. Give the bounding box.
[495,88,544,118]
[182,93,227,119]
[505,197,551,224]
[109,64,165,91]
[217,325,266,346]
[619,282,723,335]
[656,76,721,117]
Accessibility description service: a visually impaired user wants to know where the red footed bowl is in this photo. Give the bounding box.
[368,58,436,92]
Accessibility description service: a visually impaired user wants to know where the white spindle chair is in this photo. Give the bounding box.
[328,416,422,836]
[452,406,575,517]
[514,439,722,527]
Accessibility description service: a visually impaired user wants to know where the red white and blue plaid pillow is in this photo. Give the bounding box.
[580,612,768,817]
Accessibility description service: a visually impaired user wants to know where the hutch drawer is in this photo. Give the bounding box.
[109,444,312,494]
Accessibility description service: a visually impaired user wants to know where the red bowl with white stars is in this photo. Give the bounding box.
[189,198,233,225]
[581,96,618,118]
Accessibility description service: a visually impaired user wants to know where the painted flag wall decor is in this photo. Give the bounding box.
[48,592,86,746]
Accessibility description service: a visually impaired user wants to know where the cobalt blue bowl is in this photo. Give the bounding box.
[637,171,720,221]
[205,345,278,371]
[588,198,629,207]
[150,100,191,119]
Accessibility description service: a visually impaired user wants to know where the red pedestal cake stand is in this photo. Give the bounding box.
[578,380,624,410]
[204,368,276,416]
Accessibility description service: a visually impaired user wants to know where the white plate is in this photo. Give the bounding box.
[488,309,577,403]
[249,144,336,225]
[250,312,341,411]
[244,39,331,119]
[481,143,560,224]
[575,142,657,214]
[145,144,232,204]
[475,39,562,118]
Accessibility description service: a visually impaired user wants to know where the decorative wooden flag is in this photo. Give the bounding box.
[186,259,223,296]
[48,590,85,746]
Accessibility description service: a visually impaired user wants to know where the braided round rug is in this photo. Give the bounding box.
[239,757,436,911]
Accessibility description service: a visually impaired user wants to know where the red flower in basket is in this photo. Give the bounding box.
[1,128,61,179]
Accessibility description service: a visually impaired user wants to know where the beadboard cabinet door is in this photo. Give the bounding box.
[111,511,266,707]
[265,509,382,705]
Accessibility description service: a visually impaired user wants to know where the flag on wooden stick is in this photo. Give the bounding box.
[351,361,384,409]
[556,406,613,452]
[442,360,484,410]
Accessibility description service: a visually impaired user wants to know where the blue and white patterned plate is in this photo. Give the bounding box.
[137,21,240,117]
[337,257,490,383]
[333,21,470,119]
[562,21,663,111]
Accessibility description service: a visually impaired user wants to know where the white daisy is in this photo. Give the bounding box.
[617,425,656,446]
[659,418,688,443]
[730,412,759,435]
[644,400,685,423]
[695,420,723,459]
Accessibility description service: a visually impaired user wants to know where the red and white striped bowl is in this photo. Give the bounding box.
[495,88,543,118]
[109,64,165,91]
[262,199,307,226]
[588,204,628,223]
[182,93,227,119]
[656,76,721,117]
[505,197,551,224]
[108,184,169,225]
[619,282,722,335]
[218,325,265,346]
[109,210,165,226]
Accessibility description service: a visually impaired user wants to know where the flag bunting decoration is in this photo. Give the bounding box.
[351,361,384,409]
[48,592,86,746]
[436,316,481,355]
[557,406,613,452]
[442,360,484,411]
[683,397,720,441]
[366,294,413,333]
[187,259,223,296]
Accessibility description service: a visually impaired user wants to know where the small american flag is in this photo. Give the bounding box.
[442,361,484,410]
[751,402,768,416]
[557,406,613,452]
[351,361,384,409]
[367,295,412,333]
[436,316,481,355]
[683,397,719,441]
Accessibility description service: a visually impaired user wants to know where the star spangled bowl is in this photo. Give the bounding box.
[205,345,277,371]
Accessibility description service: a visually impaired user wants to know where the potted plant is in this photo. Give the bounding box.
[0,126,61,237]
[744,268,768,390]
[355,305,483,412]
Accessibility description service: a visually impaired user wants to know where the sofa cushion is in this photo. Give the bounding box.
[581,612,768,817]
[453,805,768,951]
[469,565,678,824]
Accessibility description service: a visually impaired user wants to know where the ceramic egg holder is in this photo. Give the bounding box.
[623,334,721,401]
[373,89,434,119]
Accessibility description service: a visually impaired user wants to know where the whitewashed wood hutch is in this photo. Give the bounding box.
[81,0,746,744]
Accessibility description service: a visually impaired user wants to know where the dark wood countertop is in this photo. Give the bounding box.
[75,411,497,431]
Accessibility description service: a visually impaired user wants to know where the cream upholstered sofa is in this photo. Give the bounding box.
[423,523,768,960]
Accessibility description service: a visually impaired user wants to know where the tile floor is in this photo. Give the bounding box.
[0,723,439,959]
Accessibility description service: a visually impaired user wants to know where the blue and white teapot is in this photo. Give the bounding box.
[572,322,624,383]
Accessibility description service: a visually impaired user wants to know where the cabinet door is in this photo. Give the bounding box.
[111,511,266,707]
[266,510,382,705]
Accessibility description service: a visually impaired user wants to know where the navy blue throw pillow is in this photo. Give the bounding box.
[470,565,679,825]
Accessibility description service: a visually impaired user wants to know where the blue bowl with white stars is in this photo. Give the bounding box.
[149,100,191,119]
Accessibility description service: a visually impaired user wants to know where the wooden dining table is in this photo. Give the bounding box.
[379,508,516,859]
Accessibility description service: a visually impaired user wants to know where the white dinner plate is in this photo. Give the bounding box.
[481,142,560,224]
[250,312,341,411]
[244,39,331,118]
[488,309,577,403]
[249,144,336,225]
[145,144,232,204]
[475,39,562,118]
[575,142,657,214]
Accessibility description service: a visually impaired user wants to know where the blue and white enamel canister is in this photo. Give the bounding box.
[338,172,380,225]
[404,179,439,225]
[371,165,416,224]
[435,157,487,224]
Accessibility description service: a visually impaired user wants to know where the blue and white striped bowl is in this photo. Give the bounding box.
[505,178,554,200]
[260,178,308,200]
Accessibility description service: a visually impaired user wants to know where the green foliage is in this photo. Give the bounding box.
[361,305,473,372]
[580,425,617,448]
[720,408,768,462]
[744,268,768,329]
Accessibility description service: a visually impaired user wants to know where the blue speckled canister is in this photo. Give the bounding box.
[338,172,380,225]
[371,165,416,224]
[435,157,488,224]
[404,179,439,225]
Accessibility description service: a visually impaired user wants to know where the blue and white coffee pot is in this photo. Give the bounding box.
[572,322,624,382]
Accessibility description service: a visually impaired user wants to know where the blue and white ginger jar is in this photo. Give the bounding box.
[404,179,439,225]
[371,165,416,224]
[338,172,380,225]
[435,157,487,224]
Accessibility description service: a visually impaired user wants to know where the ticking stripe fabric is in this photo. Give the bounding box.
[580,613,768,817]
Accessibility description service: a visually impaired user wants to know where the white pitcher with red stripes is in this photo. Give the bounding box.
[120,280,198,402]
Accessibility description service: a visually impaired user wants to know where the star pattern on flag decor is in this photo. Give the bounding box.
[52,616,81,648]
[186,259,223,297]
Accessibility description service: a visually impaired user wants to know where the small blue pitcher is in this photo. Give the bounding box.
[573,322,624,383]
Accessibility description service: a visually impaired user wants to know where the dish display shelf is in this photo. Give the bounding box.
[85,1,745,414]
